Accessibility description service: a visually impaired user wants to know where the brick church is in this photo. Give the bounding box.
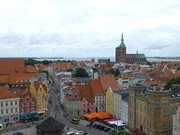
[115,34,148,64]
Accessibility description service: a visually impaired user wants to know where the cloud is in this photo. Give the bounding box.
[0,0,180,57]
[146,45,169,50]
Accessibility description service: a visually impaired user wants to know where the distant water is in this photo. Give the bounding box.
[34,57,180,63]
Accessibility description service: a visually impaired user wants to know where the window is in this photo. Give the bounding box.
[15,108,18,112]
[1,110,3,115]
[11,108,13,113]
[14,101,17,105]
[6,109,8,114]
[10,101,13,106]
[6,101,8,106]
[1,102,3,107]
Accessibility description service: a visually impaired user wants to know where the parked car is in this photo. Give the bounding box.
[95,125,101,129]
[99,125,105,130]
[92,124,97,128]
[0,124,3,131]
[71,118,80,125]
[66,131,76,135]
[83,133,90,135]
[76,130,84,134]
[104,128,111,132]
[13,132,24,135]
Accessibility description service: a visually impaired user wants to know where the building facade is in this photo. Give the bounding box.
[0,88,20,124]
[64,98,81,118]
[128,86,180,135]
[113,91,128,124]
[17,90,35,113]
[173,106,180,135]
[29,81,48,113]
[105,87,113,114]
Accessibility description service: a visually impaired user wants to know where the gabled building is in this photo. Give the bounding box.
[29,81,48,113]
[78,84,94,114]
[15,90,35,113]
[89,79,105,112]
[105,87,113,114]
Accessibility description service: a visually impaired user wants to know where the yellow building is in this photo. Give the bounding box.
[128,86,180,135]
[105,87,113,114]
[173,106,180,135]
[29,81,48,113]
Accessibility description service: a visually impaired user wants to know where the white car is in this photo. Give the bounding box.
[66,131,76,135]
[0,124,3,131]
[76,130,84,135]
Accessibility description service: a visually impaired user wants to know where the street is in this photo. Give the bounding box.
[2,68,110,135]
[47,69,109,135]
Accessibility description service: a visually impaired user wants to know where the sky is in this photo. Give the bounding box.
[0,0,180,57]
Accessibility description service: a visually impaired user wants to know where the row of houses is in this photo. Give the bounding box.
[0,58,48,124]
[0,81,48,124]
[63,74,129,124]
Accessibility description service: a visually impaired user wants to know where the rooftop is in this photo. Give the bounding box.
[36,117,65,132]
[0,87,20,99]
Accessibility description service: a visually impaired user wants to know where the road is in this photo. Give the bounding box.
[2,68,109,135]
[2,126,36,135]
[48,69,109,135]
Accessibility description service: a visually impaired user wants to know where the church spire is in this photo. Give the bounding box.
[121,33,124,43]
[119,33,126,48]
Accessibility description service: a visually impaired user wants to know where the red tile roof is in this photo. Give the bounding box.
[53,63,73,71]
[99,74,119,91]
[0,58,25,75]
[9,73,35,84]
[89,79,104,95]
[77,84,94,103]
[0,87,20,99]
[25,65,38,73]
[0,75,9,84]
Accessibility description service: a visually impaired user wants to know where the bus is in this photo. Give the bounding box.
[20,112,31,122]
[19,111,45,122]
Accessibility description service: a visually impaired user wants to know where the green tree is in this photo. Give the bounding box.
[165,77,180,89]
[25,58,40,65]
[42,60,52,65]
[110,68,120,77]
[110,130,129,135]
[73,68,89,77]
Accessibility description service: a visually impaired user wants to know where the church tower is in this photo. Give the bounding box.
[116,33,127,63]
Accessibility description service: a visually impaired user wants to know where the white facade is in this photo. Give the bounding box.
[113,91,128,124]
[95,95,105,112]
[113,92,121,119]
[56,72,72,80]
[120,99,128,124]
[173,106,180,135]
[0,98,20,124]
[117,78,129,89]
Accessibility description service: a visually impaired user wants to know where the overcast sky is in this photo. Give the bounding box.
[0,0,180,57]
